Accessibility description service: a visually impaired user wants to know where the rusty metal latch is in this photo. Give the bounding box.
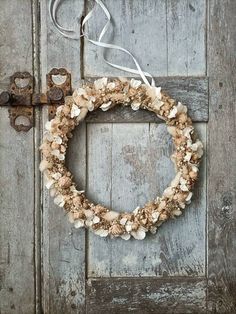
[0,68,71,132]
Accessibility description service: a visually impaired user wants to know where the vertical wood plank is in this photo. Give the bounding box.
[40,0,86,312]
[84,0,168,77]
[88,123,206,277]
[0,1,35,313]
[167,0,206,75]
[207,0,236,312]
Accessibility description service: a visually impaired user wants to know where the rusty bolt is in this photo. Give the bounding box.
[0,91,11,105]
[48,86,63,102]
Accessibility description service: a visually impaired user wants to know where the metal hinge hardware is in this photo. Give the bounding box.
[0,68,71,132]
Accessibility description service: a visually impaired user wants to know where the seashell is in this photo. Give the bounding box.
[109,224,124,236]
[172,209,182,216]
[74,219,84,229]
[50,188,57,197]
[73,196,82,207]
[100,101,112,111]
[54,194,65,207]
[168,106,178,119]
[153,99,164,110]
[159,212,168,221]
[152,212,160,223]
[58,176,72,189]
[189,171,198,180]
[43,131,54,142]
[158,200,166,211]
[121,233,131,240]
[39,160,52,172]
[176,102,187,114]
[184,152,192,162]
[107,82,116,90]
[163,186,174,198]
[125,221,133,232]
[76,107,88,123]
[84,209,93,218]
[120,217,128,225]
[133,206,140,215]
[94,228,109,237]
[103,211,120,221]
[182,127,193,139]
[180,177,189,191]
[54,135,62,144]
[131,227,146,240]
[51,172,62,180]
[185,192,193,202]
[51,149,65,161]
[94,77,108,90]
[131,102,141,111]
[76,87,87,97]
[130,79,142,89]
[93,216,100,224]
[71,103,81,118]
[88,100,95,111]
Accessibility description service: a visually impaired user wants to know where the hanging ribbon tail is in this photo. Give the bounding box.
[49,0,156,87]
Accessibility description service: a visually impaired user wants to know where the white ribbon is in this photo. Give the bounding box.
[49,0,155,87]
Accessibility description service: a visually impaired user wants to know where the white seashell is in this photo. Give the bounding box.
[186,192,193,202]
[153,99,164,110]
[54,194,65,207]
[94,77,108,90]
[76,87,87,96]
[45,178,55,189]
[131,227,146,240]
[152,212,160,223]
[39,160,51,172]
[51,172,62,180]
[45,120,52,131]
[56,105,64,115]
[130,78,142,89]
[88,100,95,111]
[94,228,109,237]
[85,219,93,227]
[71,103,81,118]
[125,222,133,232]
[149,86,162,99]
[54,135,62,144]
[133,206,140,215]
[120,217,128,225]
[68,212,75,223]
[172,209,182,216]
[107,82,116,90]
[184,152,192,162]
[51,149,65,161]
[171,172,182,187]
[192,140,204,158]
[44,131,54,142]
[131,102,141,111]
[103,211,120,221]
[74,219,84,228]
[100,101,112,111]
[168,106,178,119]
[183,127,193,139]
[93,216,100,224]
[163,186,174,198]
[191,165,199,172]
[180,177,189,191]
[176,101,187,113]
[84,210,93,218]
[121,233,131,240]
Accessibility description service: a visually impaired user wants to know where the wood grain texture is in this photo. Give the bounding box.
[86,277,207,313]
[40,0,86,312]
[167,0,206,75]
[85,77,208,122]
[86,123,206,277]
[84,0,206,77]
[207,0,236,312]
[0,1,35,313]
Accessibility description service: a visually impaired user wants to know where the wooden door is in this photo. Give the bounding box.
[0,0,235,313]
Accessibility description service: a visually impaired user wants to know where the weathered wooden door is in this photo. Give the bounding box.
[0,0,235,313]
